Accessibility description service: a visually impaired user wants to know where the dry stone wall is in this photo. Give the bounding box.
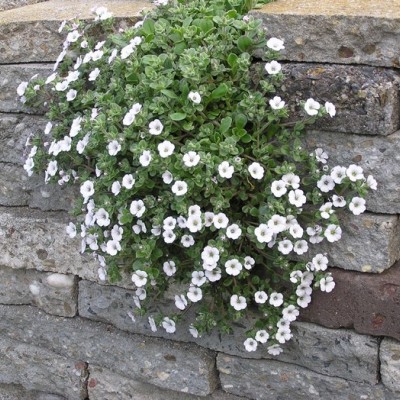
[1,0,400,399]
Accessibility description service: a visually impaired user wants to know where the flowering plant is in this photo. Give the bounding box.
[19,0,376,354]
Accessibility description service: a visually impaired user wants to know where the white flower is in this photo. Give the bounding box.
[67,70,80,83]
[282,173,300,189]
[268,215,287,234]
[201,246,220,265]
[213,213,229,229]
[312,254,329,271]
[130,200,146,217]
[244,338,258,352]
[54,50,66,71]
[172,180,188,196]
[289,224,303,239]
[349,197,366,215]
[330,166,346,184]
[320,202,334,219]
[162,317,176,333]
[177,216,187,228]
[244,256,255,270]
[265,60,282,75]
[130,36,142,46]
[248,162,265,180]
[230,294,247,311]
[91,50,104,61]
[46,160,58,177]
[254,224,273,243]
[346,164,364,182]
[66,222,77,238]
[304,98,321,116]
[188,205,201,216]
[288,189,306,207]
[158,140,175,158]
[155,0,169,5]
[218,161,234,178]
[89,68,100,81]
[293,240,308,255]
[302,271,314,285]
[226,224,242,240]
[314,148,328,164]
[204,212,215,227]
[94,6,113,20]
[278,240,293,255]
[192,271,206,286]
[132,270,148,287]
[367,175,377,190]
[317,175,335,192]
[122,174,135,189]
[148,316,157,332]
[149,119,164,135]
[106,239,121,256]
[163,261,176,276]
[108,49,118,64]
[325,101,336,117]
[187,286,202,302]
[255,330,269,343]
[107,140,121,156]
[268,344,283,356]
[111,225,123,241]
[80,181,94,201]
[324,224,342,242]
[132,220,147,234]
[17,81,28,97]
[188,91,201,104]
[175,294,188,310]
[282,305,299,322]
[139,150,152,167]
[254,291,268,304]
[163,229,176,244]
[163,216,176,231]
[205,267,222,282]
[186,215,202,232]
[55,80,69,91]
[95,208,110,227]
[123,110,136,126]
[181,234,195,247]
[269,292,284,307]
[162,171,173,184]
[269,96,285,110]
[267,37,285,51]
[136,288,146,300]
[332,195,346,208]
[297,294,312,308]
[189,325,199,338]
[225,259,242,276]
[66,30,80,43]
[65,89,77,101]
[320,275,335,292]
[45,73,57,84]
[121,44,135,59]
[271,180,287,197]
[82,51,93,64]
[276,328,292,344]
[183,151,200,167]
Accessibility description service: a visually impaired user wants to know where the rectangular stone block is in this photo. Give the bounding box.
[0,384,65,400]
[305,129,400,214]
[252,0,400,68]
[301,263,400,342]
[380,338,400,393]
[0,336,88,399]
[0,265,78,317]
[0,305,218,396]
[276,64,400,136]
[79,279,379,383]
[217,354,394,400]
[0,0,47,12]
[0,0,151,63]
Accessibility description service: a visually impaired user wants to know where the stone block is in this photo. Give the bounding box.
[217,354,394,400]
[0,265,78,317]
[0,305,218,396]
[79,279,379,383]
[252,0,400,68]
[0,0,152,64]
[0,336,88,399]
[301,263,400,341]
[277,64,400,136]
[0,384,66,400]
[0,64,51,113]
[380,338,400,393]
[305,129,400,214]
[0,0,47,12]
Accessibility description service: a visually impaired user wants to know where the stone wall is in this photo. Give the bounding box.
[1,0,400,399]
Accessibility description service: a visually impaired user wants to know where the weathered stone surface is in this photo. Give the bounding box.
[0,0,152,63]
[305,129,400,214]
[380,338,400,393]
[253,0,400,68]
[0,305,218,396]
[0,337,88,399]
[0,64,51,113]
[301,263,400,341]
[0,0,47,12]
[0,113,46,164]
[217,354,394,400]
[0,384,66,400]
[309,212,400,272]
[0,265,77,317]
[278,64,400,136]
[79,279,379,383]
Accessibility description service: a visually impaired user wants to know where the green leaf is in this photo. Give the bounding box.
[240,134,253,143]
[210,83,228,100]
[170,112,187,121]
[220,117,232,134]
[174,42,187,54]
[142,19,155,36]
[237,35,252,52]
[235,113,247,129]
[161,89,178,99]
[193,18,214,33]
[132,259,145,271]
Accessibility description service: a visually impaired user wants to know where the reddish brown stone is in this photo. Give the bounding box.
[300,262,400,340]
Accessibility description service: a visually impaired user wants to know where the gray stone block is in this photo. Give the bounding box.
[380,338,400,393]
[0,337,88,399]
[305,129,400,214]
[79,280,379,383]
[0,0,47,12]
[0,384,66,400]
[0,305,218,396]
[0,265,77,317]
[217,354,394,400]
[0,0,151,64]
[252,1,400,68]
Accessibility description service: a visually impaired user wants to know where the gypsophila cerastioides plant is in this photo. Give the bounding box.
[19,0,377,354]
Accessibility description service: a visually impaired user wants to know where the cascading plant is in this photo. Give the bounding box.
[19,0,377,354]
